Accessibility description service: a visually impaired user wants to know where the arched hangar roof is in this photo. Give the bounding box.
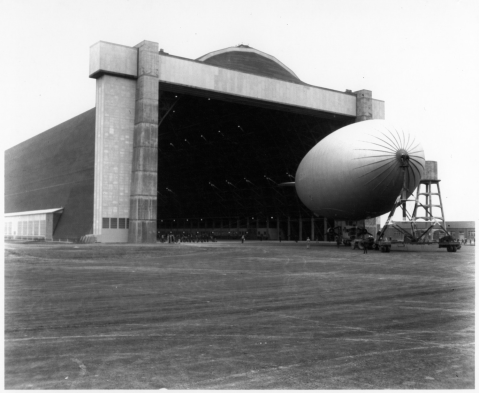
[197,45,302,84]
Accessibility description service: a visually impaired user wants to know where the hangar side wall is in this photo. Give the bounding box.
[4,109,96,239]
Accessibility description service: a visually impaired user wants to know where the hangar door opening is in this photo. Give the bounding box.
[157,87,353,241]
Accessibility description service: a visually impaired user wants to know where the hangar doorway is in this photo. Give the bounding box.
[156,86,353,241]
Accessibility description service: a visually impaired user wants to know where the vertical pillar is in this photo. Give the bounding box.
[277,217,280,240]
[90,42,138,243]
[311,216,315,241]
[128,41,159,243]
[436,182,446,224]
[93,75,136,243]
[287,216,291,240]
[299,216,302,241]
[426,183,431,217]
[354,90,372,122]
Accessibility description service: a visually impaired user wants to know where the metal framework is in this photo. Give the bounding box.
[412,180,446,224]
[379,167,449,244]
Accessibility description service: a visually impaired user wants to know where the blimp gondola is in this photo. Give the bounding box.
[294,120,425,220]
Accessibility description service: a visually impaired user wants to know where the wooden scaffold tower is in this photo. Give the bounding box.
[411,161,446,240]
[376,160,461,251]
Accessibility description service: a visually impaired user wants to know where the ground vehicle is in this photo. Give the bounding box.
[350,234,376,250]
[344,227,375,249]
[438,235,462,252]
[328,226,375,249]
[374,239,392,252]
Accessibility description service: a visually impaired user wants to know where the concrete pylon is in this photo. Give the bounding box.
[354,89,373,122]
[128,41,159,243]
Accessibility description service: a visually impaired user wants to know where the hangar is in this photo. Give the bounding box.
[4,40,385,243]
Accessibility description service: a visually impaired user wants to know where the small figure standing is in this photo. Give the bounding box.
[241,235,245,244]
[279,235,282,243]
[306,237,310,249]
[363,239,368,254]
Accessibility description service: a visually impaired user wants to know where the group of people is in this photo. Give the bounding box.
[158,232,217,243]
[159,231,475,248]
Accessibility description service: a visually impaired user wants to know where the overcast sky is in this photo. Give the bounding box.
[1,0,478,222]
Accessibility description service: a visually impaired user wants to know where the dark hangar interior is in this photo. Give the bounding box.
[156,89,351,239]
[156,47,354,239]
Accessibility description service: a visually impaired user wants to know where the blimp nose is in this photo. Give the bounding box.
[396,149,410,167]
[294,119,425,220]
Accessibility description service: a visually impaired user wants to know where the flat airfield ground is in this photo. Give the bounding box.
[4,240,475,389]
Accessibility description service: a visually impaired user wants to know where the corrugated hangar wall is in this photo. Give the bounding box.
[4,108,96,239]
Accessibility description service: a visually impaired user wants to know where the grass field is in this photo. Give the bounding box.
[4,240,475,389]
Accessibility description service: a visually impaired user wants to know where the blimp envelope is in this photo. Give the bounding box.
[295,120,425,220]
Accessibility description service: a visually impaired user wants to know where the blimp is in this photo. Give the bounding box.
[294,120,425,220]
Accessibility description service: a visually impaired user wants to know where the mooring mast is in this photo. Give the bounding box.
[378,161,451,245]
[411,161,446,240]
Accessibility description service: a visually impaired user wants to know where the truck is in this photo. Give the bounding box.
[328,226,376,249]
[438,235,462,252]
